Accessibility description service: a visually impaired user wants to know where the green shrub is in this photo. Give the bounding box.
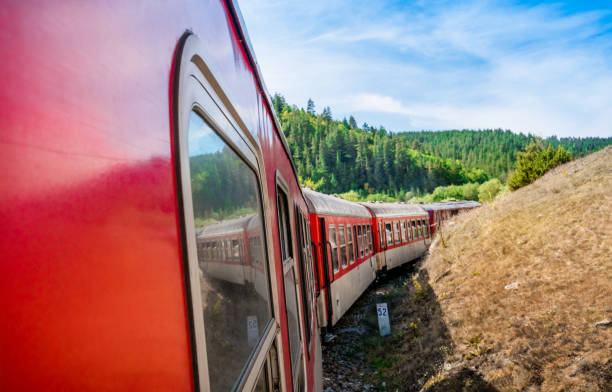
[337,190,361,202]
[463,183,480,201]
[365,193,398,202]
[478,179,504,202]
[507,141,571,190]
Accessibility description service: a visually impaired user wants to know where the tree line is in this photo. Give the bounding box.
[272,94,611,202]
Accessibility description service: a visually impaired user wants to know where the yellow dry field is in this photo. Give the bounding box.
[422,146,611,391]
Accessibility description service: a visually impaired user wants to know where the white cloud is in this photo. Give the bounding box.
[240,0,612,137]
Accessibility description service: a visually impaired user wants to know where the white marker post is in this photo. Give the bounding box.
[247,316,259,348]
[376,303,391,336]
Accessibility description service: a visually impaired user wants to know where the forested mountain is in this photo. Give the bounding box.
[272,94,611,197]
[398,130,610,180]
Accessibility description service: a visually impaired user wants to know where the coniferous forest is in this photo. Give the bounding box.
[272,94,611,201]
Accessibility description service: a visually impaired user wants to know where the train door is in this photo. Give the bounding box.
[276,182,305,391]
[376,221,387,271]
[175,34,284,392]
[318,218,333,329]
[424,218,432,246]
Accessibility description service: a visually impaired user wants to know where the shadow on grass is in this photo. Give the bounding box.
[360,264,499,392]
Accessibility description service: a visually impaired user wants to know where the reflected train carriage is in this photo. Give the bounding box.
[303,189,377,329]
[362,202,431,273]
[422,200,481,235]
[196,215,254,286]
[0,1,321,391]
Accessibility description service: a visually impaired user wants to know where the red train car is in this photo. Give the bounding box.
[361,203,431,273]
[303,189,377,329]
[0,1,321,391]
[422,200,481,235]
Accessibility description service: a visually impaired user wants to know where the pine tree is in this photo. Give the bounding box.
[306,98,315,115]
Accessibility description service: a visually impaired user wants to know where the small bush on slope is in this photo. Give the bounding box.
[507,141,571,190]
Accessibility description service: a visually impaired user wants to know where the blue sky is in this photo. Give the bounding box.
[240,0,612,137]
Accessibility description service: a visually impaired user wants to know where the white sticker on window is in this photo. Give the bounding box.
[247,315,259,348]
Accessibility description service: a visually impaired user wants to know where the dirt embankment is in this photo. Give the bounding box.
[336,147,611,391]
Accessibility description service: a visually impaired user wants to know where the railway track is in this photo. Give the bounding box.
[322,262,420,392]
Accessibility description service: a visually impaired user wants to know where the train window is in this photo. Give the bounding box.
[185,111,272,392]
[357,225,364,258]
[353,225,359,260]
[232,239,240,260]
[379,223,383,248]
[277,189,293,261]
[417,221,422,238]
[400,221,407,243]
[361,224,367,255]
[339,224,347,268]
[385,222,393,246]
[329,225,339,273]
[295,208,313,349]
[411,220,417,239]
[422,219,428,237]
[347,224,355,264]
[277,187,302,382]
[367,225,373,253]
[393,221,400,244]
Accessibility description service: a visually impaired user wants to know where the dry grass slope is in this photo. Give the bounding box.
[420,146,612,391]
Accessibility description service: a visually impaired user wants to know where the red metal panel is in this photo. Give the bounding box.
[1,0,319,390]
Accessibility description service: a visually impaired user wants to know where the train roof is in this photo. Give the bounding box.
[360,202,427,218]
[302,188,372,218]
[196,214,255,238]
[226,1,299,181]
[420,200,482,211]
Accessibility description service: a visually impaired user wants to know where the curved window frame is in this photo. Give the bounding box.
[174,34,279,392]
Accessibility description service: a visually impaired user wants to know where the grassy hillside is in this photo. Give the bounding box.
[365,147,611,391]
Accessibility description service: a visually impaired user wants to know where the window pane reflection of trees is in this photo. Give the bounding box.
[188,112,272,392]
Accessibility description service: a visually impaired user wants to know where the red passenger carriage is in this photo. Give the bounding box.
[303,189,377,329]
[422,200,481,235]
[0,1,321,391]
[361,203,431,273]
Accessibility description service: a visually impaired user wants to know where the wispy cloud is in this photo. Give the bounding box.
[240,0,612,137]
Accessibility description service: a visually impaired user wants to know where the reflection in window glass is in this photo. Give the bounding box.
[385,223,393,246]
[188,112,272,392]
[339,225,347,268]
[400,221,407,243]
[367,225,372,253]
[412,220,417,239]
